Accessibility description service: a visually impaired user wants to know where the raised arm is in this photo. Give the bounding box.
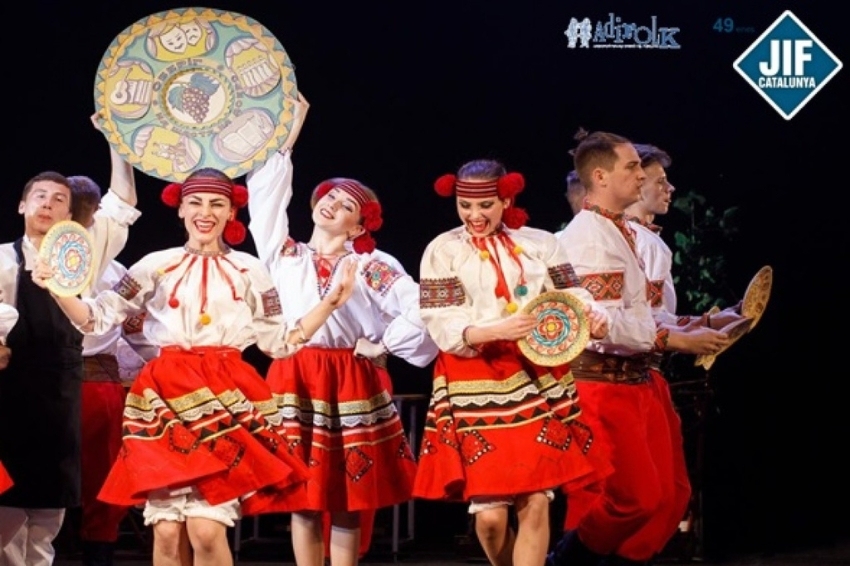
[92,112,137,207]
[246,92,309,266]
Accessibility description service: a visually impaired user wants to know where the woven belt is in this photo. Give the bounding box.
[571,351,660,384]
[82,354,122,383]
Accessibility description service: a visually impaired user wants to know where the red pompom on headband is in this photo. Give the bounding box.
[312,178,383,253]
[432,171,529,228]
[160,176,249,245]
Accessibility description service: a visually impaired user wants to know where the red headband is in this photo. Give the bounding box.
[313,178,383,253]
[434,172,529,229]
[160,176,249,245]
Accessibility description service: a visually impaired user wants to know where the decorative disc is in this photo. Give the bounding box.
[741,265,772,331]
[94,7,298,181]
[517,291,590,367]
[39,221,94,298]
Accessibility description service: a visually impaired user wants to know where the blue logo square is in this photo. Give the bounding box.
[734,11,842,120]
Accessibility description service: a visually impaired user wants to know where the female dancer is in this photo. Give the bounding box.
[246,95,436,566]
[414,158,612,566]
[34,168,356,566]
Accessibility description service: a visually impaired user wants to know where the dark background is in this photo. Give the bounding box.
[3,1,846,561]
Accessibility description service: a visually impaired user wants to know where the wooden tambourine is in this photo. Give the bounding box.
[39,221,94,297]
[694,317,753,371]
[517,291,590,367]
[94,7,299,181]
[741,265,772,331]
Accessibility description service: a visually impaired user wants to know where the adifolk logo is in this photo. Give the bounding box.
[733,11,842,120]
[565,13,681,49]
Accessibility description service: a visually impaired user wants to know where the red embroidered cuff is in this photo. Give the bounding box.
[654,328,670,352]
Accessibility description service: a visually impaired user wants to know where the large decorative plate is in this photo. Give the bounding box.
[694,317,753,371]
[517,291,590,367]
[39,221,94,298]
[94,7,298,182]
[741,265,772,331]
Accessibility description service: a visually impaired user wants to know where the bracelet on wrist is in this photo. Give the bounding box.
[462,326,481,352]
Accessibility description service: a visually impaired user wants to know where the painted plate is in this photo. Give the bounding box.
[741,265,772,331]
[39,221,94,298]
[694,317,753,371]
[517,291,590,367]
[94,7,298,182]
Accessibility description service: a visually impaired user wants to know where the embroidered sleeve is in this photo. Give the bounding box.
[548,263,580,289]
[577,272,624,301]
[420,277,466,308]
[260,288,283,317]
[122,312,146,335]
[654,327,670,352]
[112,272,143,301]
[647,279,664,307]
[361,258,404,296]
[280,237,302,257]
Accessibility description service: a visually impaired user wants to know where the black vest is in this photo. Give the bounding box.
[0,238,83,507]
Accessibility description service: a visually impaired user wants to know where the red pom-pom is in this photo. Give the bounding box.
[434,174,456,197]
[361,201,383,232]
[168,297,180,308]
[502,206,529,229]
[497,172,525,198]
[352,232,376,254]
[224,219,247,245]
[231,185,249,208]
[314,180,336,201]
[161,183,182,207]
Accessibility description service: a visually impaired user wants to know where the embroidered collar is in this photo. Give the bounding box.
[626,215,663,234]
[183,244,231,257]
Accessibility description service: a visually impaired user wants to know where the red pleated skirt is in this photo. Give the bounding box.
[97,347,309,515]
[413,341,612,502]
[265,347,417,512]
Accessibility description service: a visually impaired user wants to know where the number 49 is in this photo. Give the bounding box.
[713,17,734,33]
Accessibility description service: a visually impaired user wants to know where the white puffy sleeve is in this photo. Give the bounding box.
[246,150,294,266]
[0,297,18,345]
[540,230,611,327]
[418,233,477,357]
[242,255,301,359]
[360,257,439,367]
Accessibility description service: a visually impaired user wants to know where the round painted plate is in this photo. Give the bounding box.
[94,7,298,182]
[39,221,94,297]
[517,291,590,367]
[694,317,753,371]
[741,265,772,331]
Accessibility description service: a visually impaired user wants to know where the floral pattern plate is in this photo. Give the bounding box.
[517,291,590,367]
